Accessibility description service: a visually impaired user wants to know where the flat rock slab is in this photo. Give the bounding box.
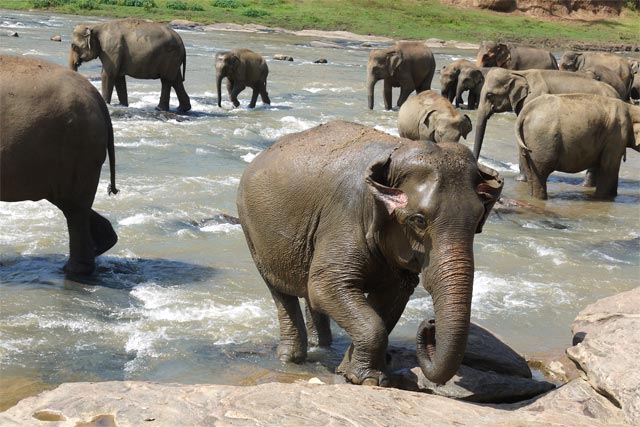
[567,287,640,425]
[0,380,628,427]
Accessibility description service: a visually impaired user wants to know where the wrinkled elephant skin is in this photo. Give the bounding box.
[0,56,119,275]
[237,121,503,386]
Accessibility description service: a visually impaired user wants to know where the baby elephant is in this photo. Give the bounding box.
[216,48,270,108]
[238,121,503,386]
[516,94,640,200]
[397,91,472,142]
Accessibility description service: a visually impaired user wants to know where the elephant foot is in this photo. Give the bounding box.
[63,258,96,276]
[177,103,191,113]
[516,173,528,182]
[277,342,306,364]
[337,360,389,387]
[582,178,596,188]
[155,104,170,112]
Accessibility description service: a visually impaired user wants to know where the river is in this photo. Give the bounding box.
[1,9,639,404]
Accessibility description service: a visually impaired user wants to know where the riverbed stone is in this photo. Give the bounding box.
[273,54,294,61]
[566,287,640,425]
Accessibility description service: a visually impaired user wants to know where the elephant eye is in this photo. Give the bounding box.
[408,214,427,229]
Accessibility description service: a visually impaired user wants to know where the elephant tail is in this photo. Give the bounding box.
[182,52,187,82]
[105,108,119,196]
[515,114,532,153]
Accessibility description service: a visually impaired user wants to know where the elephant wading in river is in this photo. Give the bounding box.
[560,51,633,100]
[397,91,472,142]
[0,56,118,275]
[516,94,640,199]
[237,121,503,386]
[439,59,476,105]
[473,68,621,181]
[367,42,435,110]
[216,48,270,108]
[477,41,558,70]
[69,18,191,112]
[455,65,485,109]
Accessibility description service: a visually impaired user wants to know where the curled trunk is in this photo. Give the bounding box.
[416,237,474,385]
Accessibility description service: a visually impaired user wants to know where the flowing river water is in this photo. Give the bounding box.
[1,10,639,405]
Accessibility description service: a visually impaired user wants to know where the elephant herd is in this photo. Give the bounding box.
[1,16,639,389]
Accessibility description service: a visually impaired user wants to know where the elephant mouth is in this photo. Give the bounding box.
[417,318,437,361]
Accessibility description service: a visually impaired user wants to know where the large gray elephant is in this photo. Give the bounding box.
[69,18,191,113]
[367,42,435,110]
[216,48,270,109]
[473,68,621,181]
[0,56,118,275]
[477,41,558,70]
[560,51,633,99]
[237,121,503,386]
[516,94,640,199]
[439,59,476,105]
[455,65,485,109]
[397,91,472,142]
[579,64,629,100]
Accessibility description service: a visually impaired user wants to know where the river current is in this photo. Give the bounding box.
[1,10,639,401]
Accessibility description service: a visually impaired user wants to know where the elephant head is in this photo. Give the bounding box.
[473,68,528,159]
[366,142,503,384]
[477,42,511,68]
[456,67,484,108]
[559,51,584,72]
[69,25,100,71]
[367,46,402,109]
[215,51,241,107]
[420,109,472,143]
[440,65,461,103]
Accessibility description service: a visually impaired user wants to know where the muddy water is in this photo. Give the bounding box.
[1,10,639,405]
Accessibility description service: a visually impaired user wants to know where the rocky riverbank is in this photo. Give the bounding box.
[1,287,637,426]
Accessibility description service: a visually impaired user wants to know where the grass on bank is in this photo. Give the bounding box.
[0,0,639,47]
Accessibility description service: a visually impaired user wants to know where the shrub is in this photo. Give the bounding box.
[77,0,98,8]
[243,7,269,17]
[30,0,70,7]
[167,1,204,11]
[212,0,245,8]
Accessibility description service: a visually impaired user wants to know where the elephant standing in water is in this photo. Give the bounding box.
[397,91,472,142]
[439,59,476,104]
[560,51,633,99]
[69,18,191,112]
[473,68,621,182]
[216,48,270,108]
[0,56,118,275]
[237,121,503,386]
[516,94,640,199]
[367,42,435,110]
[477,41,558,70]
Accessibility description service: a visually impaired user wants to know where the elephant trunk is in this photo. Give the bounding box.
[216,72,224,108]
[69,47,79,71]
[367,75,377,110]
[473,103,493,160]
[455,79,466,107]
[416,233,474,385]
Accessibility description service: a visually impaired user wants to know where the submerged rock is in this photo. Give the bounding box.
[273,54,294,61]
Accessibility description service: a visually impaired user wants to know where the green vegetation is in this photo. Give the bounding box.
[2,0,638,47]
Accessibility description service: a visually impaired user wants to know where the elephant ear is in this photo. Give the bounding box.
[388,49,403,77]
[421,110,437,141]
[460,114,472,140]
[475,162,504,233]
[631,122,640,152]
[508,73,529,114]
[365,155,408,242]
[495,44,511,68]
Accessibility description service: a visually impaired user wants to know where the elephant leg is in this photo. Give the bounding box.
[89,209,117,256]
[268,284,307,363]
[231,82,246,108]
[101,70,115,105]
[383,80,393,110]
[260,82,271,105]
[157,79,171,111]
[396,87,413,108]
[172,79,191,113]
[226,79,234,97]
[248,86,260,109]
[304,299,332,348]
[593,151,622,199]
[58,202,95,275]
[114,76,128,107]
[517,154,528,182]
[582,167,597,187]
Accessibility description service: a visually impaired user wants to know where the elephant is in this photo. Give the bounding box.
[630,60,640,102]
[367,42,436,110]
[473,68,621,182]
[439,59,476,104]
[579,64,629,100]
[515,94,640,199]
[477,41,558,70]
[455,65,485,109]
[237,120,504,386]
[397,91,472,142]
[69,18,191,113]
[0,56,118,275]
[559,51,633,100]
[216,48,270,108]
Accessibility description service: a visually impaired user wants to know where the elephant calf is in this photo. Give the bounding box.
[0,56,118,275]
[237,121,503,386]
[69,18,191,113]
[516,94,640,199]
[477,41,558,70]
[216,48,270,109]
[397,91,472,142]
